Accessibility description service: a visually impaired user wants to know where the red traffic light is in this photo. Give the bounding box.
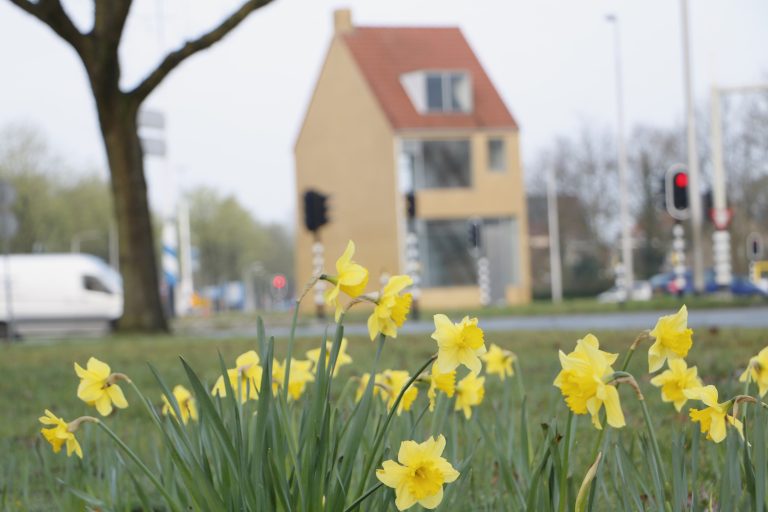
[674,172,688,188]
[272,274,287,290]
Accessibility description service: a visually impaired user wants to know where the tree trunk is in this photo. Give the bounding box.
[97,98,168,332]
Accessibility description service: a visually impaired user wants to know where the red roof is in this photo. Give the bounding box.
[342,27,518,131]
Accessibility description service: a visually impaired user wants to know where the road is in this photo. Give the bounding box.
[214,306,768,340]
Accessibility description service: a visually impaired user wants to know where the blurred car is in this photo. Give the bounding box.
[650,269,768,298]
[597,281,653,303]
[0,254,123,338]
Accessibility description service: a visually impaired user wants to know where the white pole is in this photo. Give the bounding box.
[607,15,634,299]
[546,164,563,303]
[680,0,705,293]
[709,86,732,287]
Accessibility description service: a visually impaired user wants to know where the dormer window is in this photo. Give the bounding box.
[426,72,471,113]
[401,70,472,114]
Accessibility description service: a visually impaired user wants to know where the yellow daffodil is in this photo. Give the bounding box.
[74,357,129,416]
[323,240,369,320]
[367,275,413,340]
[161,385,198,424]
[306,338,352,376]
[427,363,456,411]
[481,343,516,381]
[356,372,385,402]
[235,350,260,374]
[380,369,418,415]
[649,359,702,411]
[376,435,460,510]
[648,305,694,373]
[553,334,625,430]
[272,359,315,400]
[739,346,768,397]
[212,368,261,402]
[684,385,743,443]
[431,314,487,374]
[455,372,485,419]
[39,410,85,459]
[211,350,264,402]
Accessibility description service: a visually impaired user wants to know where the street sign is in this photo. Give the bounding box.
[710,208,733,230]
[747,233,764,262]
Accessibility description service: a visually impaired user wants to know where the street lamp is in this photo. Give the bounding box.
[606,14,635,300]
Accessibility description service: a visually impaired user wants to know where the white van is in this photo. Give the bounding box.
[0,254,123,337]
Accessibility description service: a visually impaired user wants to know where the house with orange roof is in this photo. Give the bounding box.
[295,9,530,311]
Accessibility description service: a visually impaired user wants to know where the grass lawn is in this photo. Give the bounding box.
[2,320,767,509]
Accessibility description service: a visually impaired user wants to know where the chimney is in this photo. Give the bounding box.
[334,9,353,35]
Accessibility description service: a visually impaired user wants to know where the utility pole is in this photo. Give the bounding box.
[606,14,634,299]
[546,164,563,303]
[680,0,705,293]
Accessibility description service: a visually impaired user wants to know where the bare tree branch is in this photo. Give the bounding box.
[6,0,85,54]
[128,0,274,103]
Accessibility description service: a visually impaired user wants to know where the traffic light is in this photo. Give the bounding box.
[468,219,482,250]
[665,165,689,220]
[405,192,416,220]
[303,189,329,232]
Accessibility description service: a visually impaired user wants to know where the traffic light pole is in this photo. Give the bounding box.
[710,83,768,289]
[680,0,705,294]
[312,233,325,320]
[607,14,635,300]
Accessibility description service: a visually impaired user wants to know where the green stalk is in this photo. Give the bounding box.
[559,410,574,512]
[358,354,438,494]
[620,331,649,372]
[639,397,668,484]
[96,421,181,512]
[513,358,526,402]
[282,299,302,402]
[344,482,384,512]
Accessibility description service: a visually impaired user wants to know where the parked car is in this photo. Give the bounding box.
[649,269,768,298]
[597,281,653,303]
[0,254,123,337]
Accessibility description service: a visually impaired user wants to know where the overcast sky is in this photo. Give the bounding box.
[1,0,766,225]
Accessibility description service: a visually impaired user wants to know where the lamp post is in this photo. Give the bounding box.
[680,0,705,293]
[606,14,635,300]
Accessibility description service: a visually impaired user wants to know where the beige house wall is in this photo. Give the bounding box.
[397,129,531,306]
[294,37,400,312]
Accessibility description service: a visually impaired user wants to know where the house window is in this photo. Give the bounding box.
[402,139,471,190]
[425,72,471,113]
[488,138,506,172]
[419,219,476,287]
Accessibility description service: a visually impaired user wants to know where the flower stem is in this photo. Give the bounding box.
[96,421,181,512]
[639,387,668,486]
[358,354,438,494]
[282,298,302,402]
[344,482,384,512]
[620,331,649,372]
[558,410,573,512]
